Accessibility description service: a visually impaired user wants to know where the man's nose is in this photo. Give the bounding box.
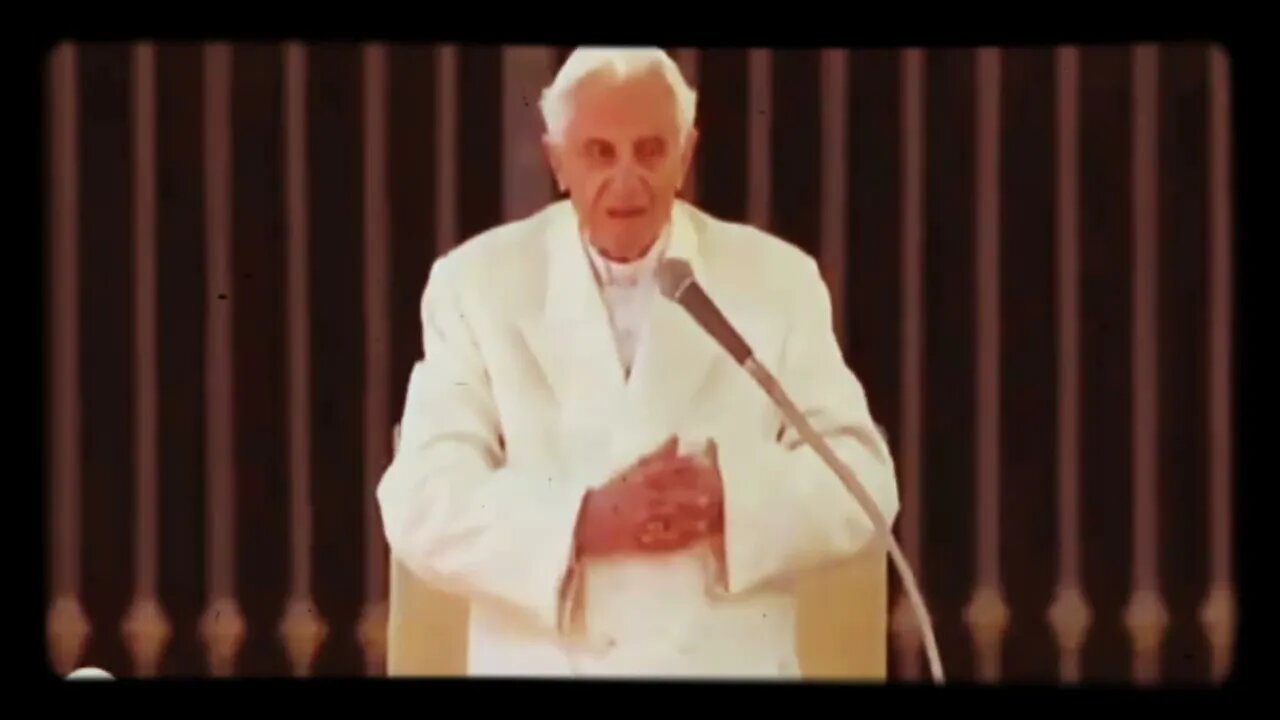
[610,162,647,198]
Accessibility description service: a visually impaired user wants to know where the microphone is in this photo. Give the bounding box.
[65,666,115,680]
[657,258,946,685]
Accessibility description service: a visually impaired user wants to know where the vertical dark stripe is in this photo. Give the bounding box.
[49,42,81,600]
[1079,45,1133,683]
[1157,43,1210,683]
[307,43,364,676]
[281,42,327,677]
[998,47,1058,682]
[457,46,502,240]
[359,42,394,676]
[771,49,821,258]
[1050,45,1088,684]
[362,40,392,588]
[1203,44,1234,684]
[78,41,135,676]
[230,42,289,677]
[968,47,1007,683]
[156,43,207,677]
[123,41,170,678]
[1130,44,1160,593]
[388,45,436,419]
[47,41,90,677]
[846,48,901,487]
[818,48,848,347]
[696,49,747,221]
[501,47,555,220]
[921,48,975,682]
[433,45,454,257]
[673,48,700,204]
[203,42,236,603]
[973,47,1002,592]
[1126,43,1165,685]
[891,46,921,682]
[200,42,243,676]
[285,44,313,603]
[361,43,391,661]
[746,49,772,229]
[132,42,160,603]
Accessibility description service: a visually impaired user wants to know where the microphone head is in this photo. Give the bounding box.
[66,666,114,680]
[656,258,695,300]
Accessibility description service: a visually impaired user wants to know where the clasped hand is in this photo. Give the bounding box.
[574,436,724,558]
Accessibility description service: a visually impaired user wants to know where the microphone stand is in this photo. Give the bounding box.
[741,357,946,685]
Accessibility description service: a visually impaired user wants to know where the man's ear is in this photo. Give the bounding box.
[542,134,567,193]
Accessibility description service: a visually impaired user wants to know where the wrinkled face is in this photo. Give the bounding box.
[543,68,698,261]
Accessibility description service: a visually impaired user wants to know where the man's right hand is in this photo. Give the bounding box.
[574,436,723,559]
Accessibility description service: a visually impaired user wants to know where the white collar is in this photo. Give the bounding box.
[581,223,670,289]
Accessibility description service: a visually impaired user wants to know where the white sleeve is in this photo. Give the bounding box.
[715,257,900,595]
[376,256,588,634]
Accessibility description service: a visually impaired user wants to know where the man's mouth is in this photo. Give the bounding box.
[606,207,647,219]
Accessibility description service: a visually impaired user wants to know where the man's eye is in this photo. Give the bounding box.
[586,142,615,161]
[637,139,666,159]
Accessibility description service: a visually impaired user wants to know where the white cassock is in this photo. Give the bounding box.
[376,199,899,677]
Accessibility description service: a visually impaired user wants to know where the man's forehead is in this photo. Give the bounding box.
[564,71,681,139]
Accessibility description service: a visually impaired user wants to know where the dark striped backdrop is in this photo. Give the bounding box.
[44,42,1234,682]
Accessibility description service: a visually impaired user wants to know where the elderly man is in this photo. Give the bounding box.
[376,47,899,677]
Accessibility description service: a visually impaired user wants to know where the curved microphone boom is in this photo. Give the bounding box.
[657,258,945,685]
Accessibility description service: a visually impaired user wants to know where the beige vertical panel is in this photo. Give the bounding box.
[1200,44,1235,685]
[122,41,171,677]
[964,47,1010,683]
[46,41,91,677]
[1046,45,1092,684]
[502,46,555,221]
[1123,44,1168,686]
[746,48,772,229]
[357,42,391,677]
[278,42,327,677]
[198,42,246,677]
[890,47,926,682]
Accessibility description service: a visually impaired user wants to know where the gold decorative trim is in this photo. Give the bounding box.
[199,597,246,677]
[964,585,1009,682]
[1047,585,1091,682]
[1199,584,1235,683]
[890,591,921,679]
[280,597,327,676]
[1123,589,1168,684]
[47,595,90,676]
[122,596,171,677]
[357,601,389,676]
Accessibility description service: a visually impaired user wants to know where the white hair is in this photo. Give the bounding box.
[539,47,698,145]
